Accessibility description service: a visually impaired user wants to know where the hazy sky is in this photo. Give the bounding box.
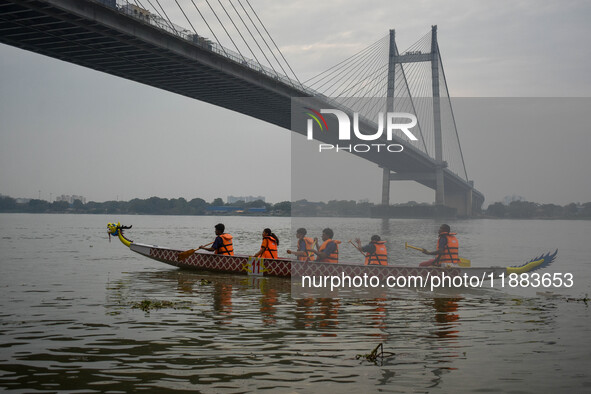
[1,0,590,206]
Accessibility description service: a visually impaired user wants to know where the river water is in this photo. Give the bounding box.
[0,213,589,392]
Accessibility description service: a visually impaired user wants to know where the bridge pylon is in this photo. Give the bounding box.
[380,26,476,216]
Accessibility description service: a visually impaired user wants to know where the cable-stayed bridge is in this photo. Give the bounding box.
[0,0,484,215]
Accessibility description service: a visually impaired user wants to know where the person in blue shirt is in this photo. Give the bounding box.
[312,228,340,263]
[286,228,316,261]
[200,223,234,255]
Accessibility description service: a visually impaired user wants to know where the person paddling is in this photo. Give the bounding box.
[354,235,388,266]
[312,228,340,263]
[419,224,459,267]
[286,228,316,261]
[199,223,234,255]
[253,228,279,259]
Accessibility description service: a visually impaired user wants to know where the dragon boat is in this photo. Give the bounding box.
[107,223,557,280]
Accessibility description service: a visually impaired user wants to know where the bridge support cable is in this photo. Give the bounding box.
[344,44,390,98]
[202,0,247,61]
[306,36,387,95]
[127,0,302,87]
[394,31,434,157]
[313,41,390,118]
[326,44,387,98]
[335,44,388,100]
[133,0,175,33]
[304,35,388,85]
[227,0,280,79]
[331,53,387,100]
[174,0,199,35]
[215,0,271,75]
[167,0,303,89]
[393,56,429,153]
[337,55,387,102]
[438,49,468,181]
[153,0,180,34]
[402,45,434,148]
[242,0,303,88]
[187,0,230,57]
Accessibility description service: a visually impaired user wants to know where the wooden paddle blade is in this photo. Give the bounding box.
[178,249,197,261]
[459,258,471,268]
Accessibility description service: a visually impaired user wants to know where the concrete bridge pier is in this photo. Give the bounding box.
[435,164,445,205]
[380,168,479,217]
[444,183,474,217]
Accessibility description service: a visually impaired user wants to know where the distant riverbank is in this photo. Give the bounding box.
[1,195,589,219]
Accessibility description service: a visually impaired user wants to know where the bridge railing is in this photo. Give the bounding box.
[93,0,316,93]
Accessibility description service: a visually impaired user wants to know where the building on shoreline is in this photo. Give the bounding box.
[227,195,265,204]
[55,195,87,204]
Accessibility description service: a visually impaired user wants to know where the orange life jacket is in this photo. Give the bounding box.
[318,239,340,263]
[364,241,388,266]
[261,235,278,259]
[215,233,234,256]
[298,237,316,262]
[435,232,459,266]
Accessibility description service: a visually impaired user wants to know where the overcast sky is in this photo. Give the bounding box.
[1,0,590,206]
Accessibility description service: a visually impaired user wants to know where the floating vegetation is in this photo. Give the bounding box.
[131,299,190,312]
[200,279,212,285]
[566,295,589,305]
[356,343,395,365]
[537,292,589,306]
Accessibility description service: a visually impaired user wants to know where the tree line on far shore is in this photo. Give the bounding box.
[0,195,590,219]
[0,195,290,216]
[484,200,591,219]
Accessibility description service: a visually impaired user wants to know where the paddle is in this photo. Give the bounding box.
[178,241,214,261]
[405,242,471,268]
[349,239,366,256]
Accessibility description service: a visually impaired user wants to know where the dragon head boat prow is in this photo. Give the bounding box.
[506,250,558,275]
[107,222,133,247]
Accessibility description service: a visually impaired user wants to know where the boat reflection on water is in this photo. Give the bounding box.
[102,268,562,391]
[213,282,233,324]
[106,269,467,351]
[168,271,287,326]
[432,297,461,340]
[294,298,341,335]
[106,269,470,340]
